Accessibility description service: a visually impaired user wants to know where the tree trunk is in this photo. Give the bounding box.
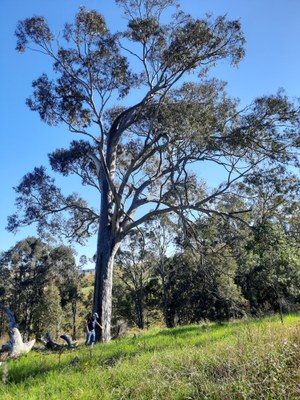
[93,182,121,343]
[134,291,144,329]
[93,141,121,342]
[93,240,120,342]
[160,265,174,328]
[72,299,77,340]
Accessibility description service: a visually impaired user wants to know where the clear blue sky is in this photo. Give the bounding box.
[1,0,300,261]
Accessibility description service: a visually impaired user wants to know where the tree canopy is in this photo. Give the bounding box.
[8,0,300,341]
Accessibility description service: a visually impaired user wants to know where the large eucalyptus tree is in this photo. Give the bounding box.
[9,0,300,341]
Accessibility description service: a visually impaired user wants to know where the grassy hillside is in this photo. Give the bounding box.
[0,315,299,399]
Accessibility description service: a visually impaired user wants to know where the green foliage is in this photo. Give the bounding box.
[237,222,300,314]
[32,283,63,338]
[0,238,84,340]
[114,230,158,328]
[15,16,54,53]
[112,204,300,329]
[0,315,299,399]
[163,249,246,324]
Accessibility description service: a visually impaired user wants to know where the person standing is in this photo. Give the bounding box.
[85,312,102,346]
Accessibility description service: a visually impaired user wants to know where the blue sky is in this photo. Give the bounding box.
[1,0,300,261]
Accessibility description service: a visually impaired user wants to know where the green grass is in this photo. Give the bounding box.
[0,315,299,399]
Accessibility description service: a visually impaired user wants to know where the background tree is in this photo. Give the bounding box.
[237,166,300,226]
[8,0,300,341]
[233,167,300,316]
[49,245,83,339]
[0,238,52,340]
[0,238,83,340]
[115,230,155,329]
[33,281,63,339]
[169,212,247,324]
[237,221,300,318]
[145,217,177,327]
[0,258,12,338]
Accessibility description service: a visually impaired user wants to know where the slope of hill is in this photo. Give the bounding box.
[0,315,299,399]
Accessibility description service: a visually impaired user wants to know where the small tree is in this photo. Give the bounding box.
[170,211,247,323]
[0,238,51,339]
[0,238,81,339]
[9,0,300,341]
[33,282,63,339]
[238,222,300,317]
[50,245,83,339]
[145,217,177,327]
[115,231,155,329]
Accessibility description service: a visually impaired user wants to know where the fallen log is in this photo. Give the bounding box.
[60,334,77,348]
[37,333,77,350]
[45,332,60,350]
[1,307,35,359]
[37,337,48,347]
[9,328,35,359]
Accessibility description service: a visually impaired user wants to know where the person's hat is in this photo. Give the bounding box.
[93,312,99,318]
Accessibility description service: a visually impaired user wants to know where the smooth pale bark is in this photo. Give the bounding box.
[93,179,122,342]
[93,239,121,342]
[9,328,35,358]
[1,307,35,358]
